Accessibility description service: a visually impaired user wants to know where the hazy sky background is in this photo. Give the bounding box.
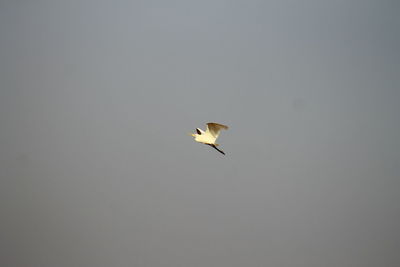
[1,1,399,266]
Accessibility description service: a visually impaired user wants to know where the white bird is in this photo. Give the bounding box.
[190,122,229,155]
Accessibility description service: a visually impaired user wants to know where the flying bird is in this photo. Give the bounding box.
[190,122,229,155]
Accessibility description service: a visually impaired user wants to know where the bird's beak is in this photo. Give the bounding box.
[188,133,195,137]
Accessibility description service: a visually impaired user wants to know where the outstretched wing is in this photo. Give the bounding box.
[205,122,229,140]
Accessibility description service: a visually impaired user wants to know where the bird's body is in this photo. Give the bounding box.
[190,122,229,155]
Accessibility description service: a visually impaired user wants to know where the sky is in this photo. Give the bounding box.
[0,1,399,266]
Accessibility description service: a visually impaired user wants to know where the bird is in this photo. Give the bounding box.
[190,122,229,155]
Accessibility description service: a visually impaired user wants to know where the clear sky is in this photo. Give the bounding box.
[1,1,399,266]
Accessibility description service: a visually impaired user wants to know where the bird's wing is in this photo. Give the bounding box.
[205,123,229,139]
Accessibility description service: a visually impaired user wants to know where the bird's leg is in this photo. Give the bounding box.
[208,144,225,155]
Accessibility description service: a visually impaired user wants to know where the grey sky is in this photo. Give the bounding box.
[1,1,399,266]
